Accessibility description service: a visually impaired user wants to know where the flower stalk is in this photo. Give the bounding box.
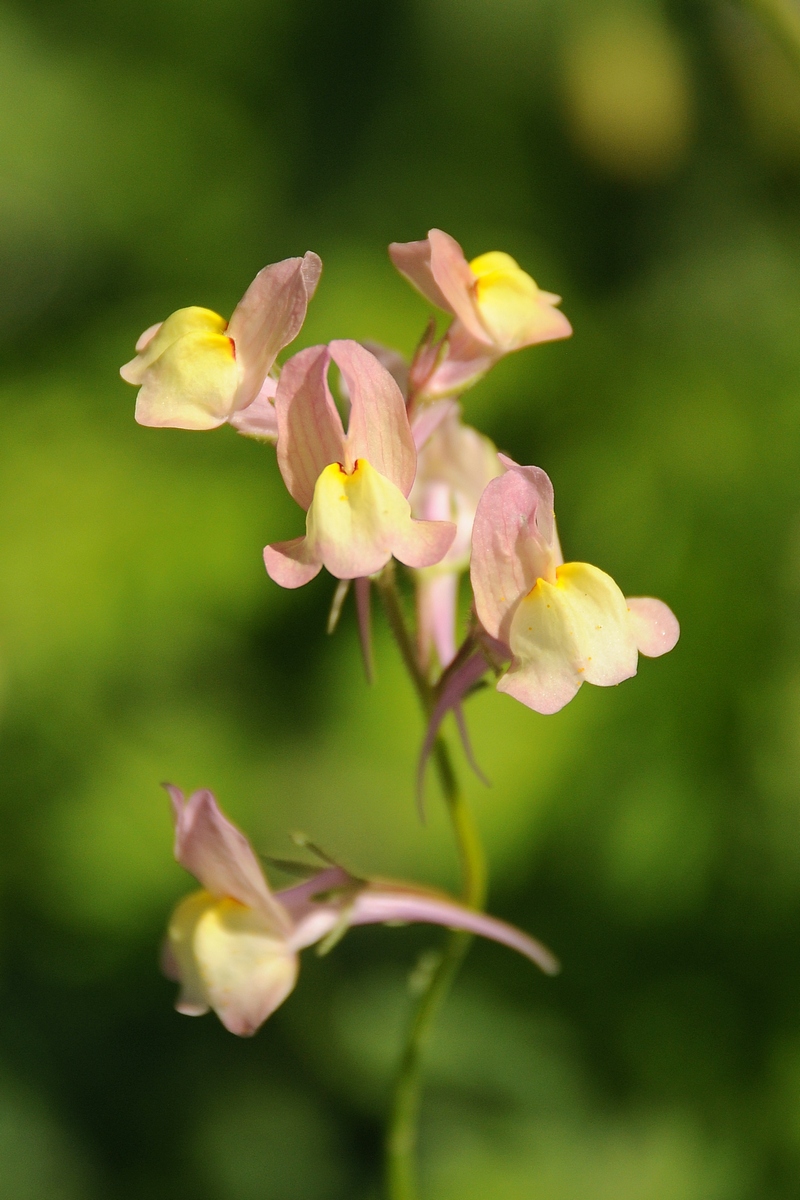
[376,563,487,1200]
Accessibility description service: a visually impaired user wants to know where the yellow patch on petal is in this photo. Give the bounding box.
[192,896,298,1036]
[306,458,413,579]
[468,252,543,349]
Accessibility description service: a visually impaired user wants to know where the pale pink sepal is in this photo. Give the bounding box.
[228,252,322,412]
[229,376,279,441]
[470,460,557,644]
[627,596,680,657]
[165,785,291,933]
[275,345,346,510]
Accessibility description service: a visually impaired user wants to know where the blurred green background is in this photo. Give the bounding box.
[2,0,800,1195]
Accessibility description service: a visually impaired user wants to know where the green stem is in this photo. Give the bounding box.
[376,565,487,1200]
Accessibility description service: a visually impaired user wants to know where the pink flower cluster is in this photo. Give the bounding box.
[122,228,679,1034]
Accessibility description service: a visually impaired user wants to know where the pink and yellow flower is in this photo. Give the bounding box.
[120,253,321,433]
[163,786,558,1036]
[389,229,572,398]
[470,459,679,713]
[263,340,456,587]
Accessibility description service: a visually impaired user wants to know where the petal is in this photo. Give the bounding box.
[426,228,493,345]
[275,345,346,510]
[417,571,459,670]
[227,253,322,411]
[558,562,639,686]
[166,889,215,1016]
[411,399,459,451]
[134,329,240,430]
[330,340,416,496]
[193,897,299,1036]
[263,536,323,589]
[135,321,163,354]
[305,458,455,579]
[388,236,454,312]
[229,376,279,441]
[501,562,639,713]
[470,462,557,643]
[499,579,584,714]
[474,269,572,350]
[121,306,226,386]
[391,516,456,571]
[360,340,410,399]
[349,886,559,975]
[626,596,680,657]
[166,785,291,932]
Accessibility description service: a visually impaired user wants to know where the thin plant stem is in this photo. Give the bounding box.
[376,563,487,1200]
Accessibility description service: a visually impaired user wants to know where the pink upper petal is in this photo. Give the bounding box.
[626,596,680,657]
[470,461,557,643]
[228,252,322,412]
[165,786,291,934]
[428,229,491,345]
[275,345,346,510]
[388,237,454,313]
[330,340,416,496]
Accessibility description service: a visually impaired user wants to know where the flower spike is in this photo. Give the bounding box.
[163,788,558,1035]
[121,253,321,434]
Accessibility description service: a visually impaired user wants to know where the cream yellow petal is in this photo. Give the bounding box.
[501,561,638,713]
[192,897,299,1036]
[134,328,240,430]
[121,307,227,385]
[166,889,216,1016]
[305,458,453,579]
[469,253,572,351]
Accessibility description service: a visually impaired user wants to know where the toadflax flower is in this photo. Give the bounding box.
[263,340,456,587]
[120,253,321,433]
[470,459,680,714]
[163,786,559,1036]
[389,229,572,398]
[410,407,502,670]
